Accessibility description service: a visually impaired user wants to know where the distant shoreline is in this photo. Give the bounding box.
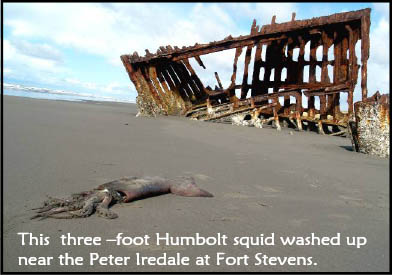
[3,82,135,104]
[3,94,136,106]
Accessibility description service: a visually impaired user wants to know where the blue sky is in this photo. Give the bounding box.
[3,3,390,104]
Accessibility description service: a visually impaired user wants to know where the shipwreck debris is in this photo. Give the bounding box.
[122,8,389,150]
[348,92,390,158]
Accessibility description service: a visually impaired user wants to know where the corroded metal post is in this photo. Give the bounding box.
[349,93,390,158]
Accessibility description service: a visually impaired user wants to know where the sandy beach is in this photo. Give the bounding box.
[3,95,390,272]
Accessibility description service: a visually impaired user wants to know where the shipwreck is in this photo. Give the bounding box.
[121,8,390,157]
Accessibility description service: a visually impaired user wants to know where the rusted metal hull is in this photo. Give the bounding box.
[121,9,377,137]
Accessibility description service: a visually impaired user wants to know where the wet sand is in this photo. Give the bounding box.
[3,95,390,272]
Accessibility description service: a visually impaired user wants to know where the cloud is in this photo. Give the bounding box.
[64,78,97,90]
[11,40,63,63]
[369,17,390,66]
[4,3,239,67]
[3,39,67,85]
[100,82,133,95]
[372,3,389,20]
[62,77,133,96]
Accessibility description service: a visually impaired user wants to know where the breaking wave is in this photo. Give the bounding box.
[3,83,135,103]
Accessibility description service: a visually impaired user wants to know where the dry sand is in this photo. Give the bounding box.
[2,95,390,272]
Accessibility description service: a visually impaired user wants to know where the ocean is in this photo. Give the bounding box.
[3,83,135,104]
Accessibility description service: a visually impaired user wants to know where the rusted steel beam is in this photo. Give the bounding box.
[304,89,349,97]
[134,65,163,116]
[308,36,320,118]
[273,105,281,130]
[241,20,258,99]
[156,64,185,114]
[286,36,296,84]
[230,47,243,87]
[320,30,333,119]
[283,37,295,115]
[341,35,349,82]
[159,61,201,114]
[251,41,263,97]
[261,40,285,104]
[240,89,302,107]
[215,72,223,90]
[175,60,203,102]
[123,9,370,64]
[170,61,197,103]
[360,12,370,101]
[166,63,193,104]
[194,56,206,69]
[297,36,305,84]
[149,66,169,110]
[345,24,355,115]
[158,64,181,101]
[121,56,161,116]
[293,35,305,126]
[240,47,252,99]
[271,40,286,119]
[339,34,349,117]
[141,66,166,113]
[120,56,144,98]
[204,102,277,121]
[182,58,207,100]
[331,30,341,118]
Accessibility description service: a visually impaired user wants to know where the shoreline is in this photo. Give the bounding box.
[3,89,136,105]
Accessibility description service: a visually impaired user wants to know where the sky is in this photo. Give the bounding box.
[2,2,390,105]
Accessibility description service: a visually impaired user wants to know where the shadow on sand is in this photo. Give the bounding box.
[339,145,354,152]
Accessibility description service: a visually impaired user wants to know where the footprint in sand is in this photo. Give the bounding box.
[339,195,363,206]
[224,192,253,199]
[209,216,239,222]
[339,195,371,208]
[339,195,362,201]
[246,201,271,209]
[255,186,282,193]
